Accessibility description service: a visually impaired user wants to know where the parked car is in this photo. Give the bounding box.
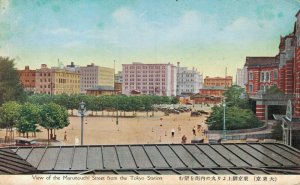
[15,138,42,146]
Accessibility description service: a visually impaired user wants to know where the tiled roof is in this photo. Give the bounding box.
[245,57,278,67]
[0,148,36,174]
[5,143,300,175]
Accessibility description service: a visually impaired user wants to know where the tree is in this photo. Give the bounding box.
[16,103,41,138]
[223,85,249,109]
[170,96,179,104]
[207,106,263,130]
[39,103,69,143]
[0,57,26,105]
[0,101,21,142]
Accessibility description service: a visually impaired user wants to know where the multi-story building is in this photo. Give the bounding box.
[35,64,80,95]
[122,62,177,96]
[79,63,114,93]
[115,71,123,83]
[17,66,36,92]
[197,76,233,104]
[236,68,246,88]
[176,62,202,95]
[244,57,279,95]
[243,10,300,122]
[204,76,233,88]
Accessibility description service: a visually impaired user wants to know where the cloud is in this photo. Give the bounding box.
[112,7,134,24]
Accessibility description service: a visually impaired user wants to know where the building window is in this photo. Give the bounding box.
[274,70,278,80]
[249,72,253,80]
[265,72,269,82]
[249,84,253,92]
[261,72,265,82]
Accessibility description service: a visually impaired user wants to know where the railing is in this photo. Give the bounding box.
[250,92,295,100]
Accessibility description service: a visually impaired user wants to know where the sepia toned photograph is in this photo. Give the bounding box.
[0,0,299,184]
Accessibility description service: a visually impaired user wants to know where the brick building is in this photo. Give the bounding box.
[35,64,80,95]
[204,76,232,88]
[122,62,177,96]
[244,10,300,120]
[196,76,232,104]
[17,66,36,92]
[244,57,279,95]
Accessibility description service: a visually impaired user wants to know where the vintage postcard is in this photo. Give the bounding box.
[0,0,299,184]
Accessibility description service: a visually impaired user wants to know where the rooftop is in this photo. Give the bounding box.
[245,57,278,67]
[1,143,299,175]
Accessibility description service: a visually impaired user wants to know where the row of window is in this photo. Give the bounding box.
[125,74,166,77]
[125,78,165,82]
[177,79,195,82]
[124,86,166,90]
[125,82,166,85]
[38,85,80,89]
[178,74,195,77]
[248,83,277,92]
[125,66,166,70]
[124,70,166,74]
[205,82,231,86]
[248,70,278,81]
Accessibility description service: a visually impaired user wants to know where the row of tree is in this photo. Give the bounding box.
[27,94,178,116]
[206,85,263,130]
[0,101,69,141]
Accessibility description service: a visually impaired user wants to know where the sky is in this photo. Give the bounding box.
[0,0,299,77]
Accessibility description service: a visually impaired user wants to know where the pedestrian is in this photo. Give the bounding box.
[192,126,196,136]
[171,128,175,137]
[181,135,187,144]
[64,131,67,141]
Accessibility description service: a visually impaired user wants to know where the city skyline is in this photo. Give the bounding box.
[0,0,299,77]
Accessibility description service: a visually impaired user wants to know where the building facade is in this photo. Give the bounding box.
[115,71,123,83]
[204,76,233,88]
[244,57,279,95]
[236,68,246,88]
[17,66,36,92]
[122,62,177,96]
[35,64,80,95]
[243,10,300,120]
[79,63,114,93]
[176,62,202,95]
[196,76,232,104]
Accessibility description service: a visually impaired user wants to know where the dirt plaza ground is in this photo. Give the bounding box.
[0,106,211,146]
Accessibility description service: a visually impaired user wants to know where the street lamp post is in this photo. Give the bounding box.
[223,101,226,140]
[78,101,86,145]
[116,101,119,131]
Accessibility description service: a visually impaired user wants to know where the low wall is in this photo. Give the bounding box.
[225,133,273,140]
[208,123,268,134]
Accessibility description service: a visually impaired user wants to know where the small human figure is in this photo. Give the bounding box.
[192,126,196,136]
[181,135,187,144]
[64,131,67,141]
[171,128,175,137]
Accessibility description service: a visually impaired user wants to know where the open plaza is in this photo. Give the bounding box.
[0,106,211,146]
